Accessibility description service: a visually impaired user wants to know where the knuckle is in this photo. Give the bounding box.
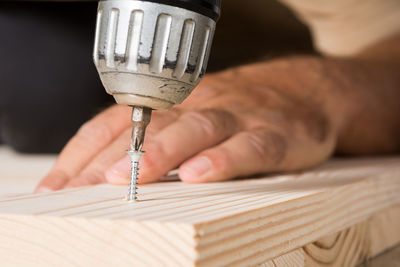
[153,106,181,119]
[141,142,167,173]
[77,169,105,185]
[76,121,113,145]
[304,111,331,143]
[245,129,288,164]
[141,153,157,171]
[182,111,217,136]
[181,109,236,137]
[168,107,183,118]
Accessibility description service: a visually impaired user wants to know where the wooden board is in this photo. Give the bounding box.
[0,157,399,266]
[0,146,55,197]
[304,205,400,267]
[261,205,400,267]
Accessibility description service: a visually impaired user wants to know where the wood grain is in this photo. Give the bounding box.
[0,157,399,266]
[260,205,400,267]
[262,248,305,267]
[0,147,55,197]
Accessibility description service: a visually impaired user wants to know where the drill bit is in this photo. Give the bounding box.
[130,106,152,151]
[126,106,152,202]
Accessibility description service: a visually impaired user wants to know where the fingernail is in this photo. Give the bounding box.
[180,156,212,180]
[106,157,131,184]
[34,186,53,194]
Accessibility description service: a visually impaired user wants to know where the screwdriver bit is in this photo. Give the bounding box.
[126,106,151,202]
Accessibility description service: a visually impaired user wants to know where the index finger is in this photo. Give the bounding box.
[35,105,131,192]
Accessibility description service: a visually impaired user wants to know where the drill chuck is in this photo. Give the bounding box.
[93,0,220,110]
[93,0,220,201]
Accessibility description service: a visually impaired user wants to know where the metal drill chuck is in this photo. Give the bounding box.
[93,0,220,110]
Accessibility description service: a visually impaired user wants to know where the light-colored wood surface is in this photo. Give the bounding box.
[367,202,400,256]
[0,146,56,197]
[0,157,399,266]
[359,245,400,267]
[260,205,400,267]
[262,248,305,267]
[304,205,400,267]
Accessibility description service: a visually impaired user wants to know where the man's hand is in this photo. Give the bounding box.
[35,53,400,192]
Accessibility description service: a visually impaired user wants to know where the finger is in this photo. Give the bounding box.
[178,127,334,183]
[63,129,131,188]
[106,109,240,184]
[105,156,131,185]
[180,84,218,107]
[65,115,169,188]
[103,109,182,185]
[63,108,180,187]
[145,108,181,137]
[35,105,131,192]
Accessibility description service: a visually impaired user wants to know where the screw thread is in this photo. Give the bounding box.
[127,160,140,201]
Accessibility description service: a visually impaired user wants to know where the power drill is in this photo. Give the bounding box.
[93,0,221,201]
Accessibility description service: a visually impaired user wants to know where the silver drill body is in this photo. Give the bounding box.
[93,0,220,201]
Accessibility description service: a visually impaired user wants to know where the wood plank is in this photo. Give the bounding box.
[0,157,399,266]
[0,147,55,197]
[261,248,305,267]
[359,245,400,267]
[367,203,400,256]
[260,205,400,267]
[304,205,400,267]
